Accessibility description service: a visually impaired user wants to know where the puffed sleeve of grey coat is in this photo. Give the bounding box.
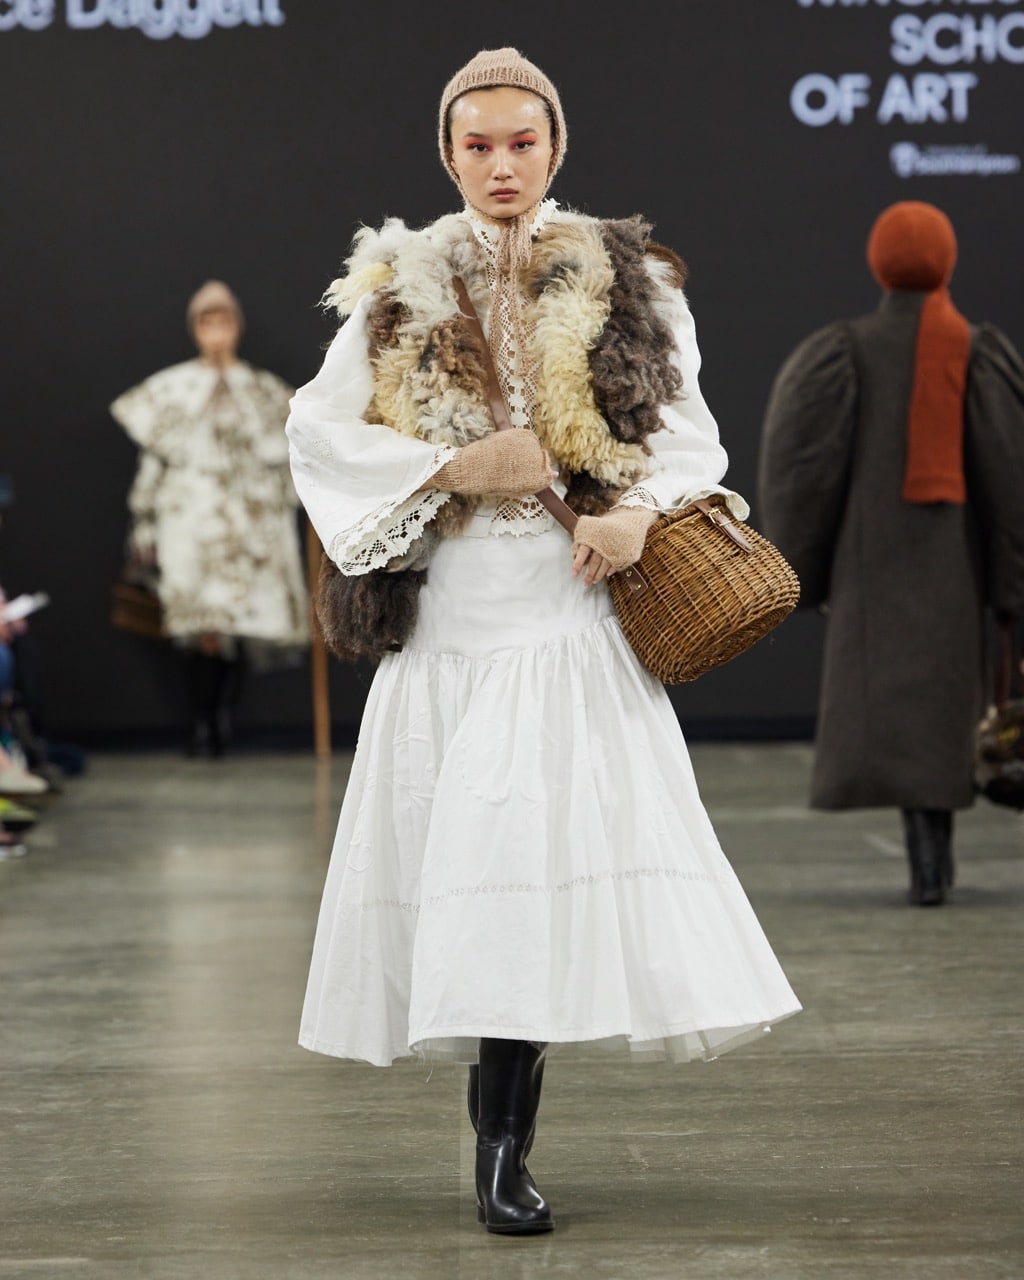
[757,322,859,608]
[963,323,1024,618]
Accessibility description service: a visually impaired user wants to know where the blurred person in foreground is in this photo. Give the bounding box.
[759,201,1024,906]
[111,282,309,757]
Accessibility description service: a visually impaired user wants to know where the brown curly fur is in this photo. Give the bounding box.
[366,290,408,359]
[589,217,684,446]
[317,296,490,662]
[563,472,619,518]
[314,553,425,663]
[420,315,488,383]
[432,493,477,538]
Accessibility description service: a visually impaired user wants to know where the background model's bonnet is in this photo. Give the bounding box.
[867,202,970,505]
[438,47,567,355]
[186,280,245,338]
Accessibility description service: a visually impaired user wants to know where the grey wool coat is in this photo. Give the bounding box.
[759,291,1024,810]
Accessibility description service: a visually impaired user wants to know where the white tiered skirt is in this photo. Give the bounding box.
[299,514,801,1066]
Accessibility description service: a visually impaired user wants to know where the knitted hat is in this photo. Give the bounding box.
[867,202,970,506]
[438,47,567,182]
[186,280,244,336]
[868,201,957,292]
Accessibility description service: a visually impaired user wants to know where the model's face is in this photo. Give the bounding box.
[193,309,240,363]
[448,87,553,225]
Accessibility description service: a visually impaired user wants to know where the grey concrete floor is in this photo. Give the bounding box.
[1,745,1022,1280]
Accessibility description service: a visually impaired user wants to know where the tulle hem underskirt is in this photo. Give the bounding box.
[300,1011,800,1069]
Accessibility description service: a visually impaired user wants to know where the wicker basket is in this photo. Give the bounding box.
[608,497,800,684]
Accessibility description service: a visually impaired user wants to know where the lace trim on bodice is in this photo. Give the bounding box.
[483,493,555,538]
[463,199,556,428]
[461,200,559,537]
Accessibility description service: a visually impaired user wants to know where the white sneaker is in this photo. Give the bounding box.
[0,756,48,796]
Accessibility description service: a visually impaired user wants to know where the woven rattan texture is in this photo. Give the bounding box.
[110,579,165,640]
[609,498,800,684]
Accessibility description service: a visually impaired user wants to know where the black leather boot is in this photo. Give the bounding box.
[468,1049,545,1156]
[475,1038,554,1234]
[902,808,954,906]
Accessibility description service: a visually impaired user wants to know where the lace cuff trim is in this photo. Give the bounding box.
[678,487,750,521]
[328,446,456,574]
[617,486,661,511]
[619,485,750,521]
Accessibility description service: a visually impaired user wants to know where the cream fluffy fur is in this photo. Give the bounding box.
[528,222,649,487]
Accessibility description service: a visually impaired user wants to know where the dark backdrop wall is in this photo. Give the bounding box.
[2,0,1022,743]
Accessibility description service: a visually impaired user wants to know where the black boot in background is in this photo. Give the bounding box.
[475,1038,554,1234]
[212,645,248,755]
[901,808,954,906]
[184,651,223,758]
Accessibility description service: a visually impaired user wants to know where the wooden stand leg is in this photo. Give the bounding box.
[306,520,331,760]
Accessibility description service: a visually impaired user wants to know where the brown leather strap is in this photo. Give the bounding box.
[693,498,753,553]
[452,276,578,537]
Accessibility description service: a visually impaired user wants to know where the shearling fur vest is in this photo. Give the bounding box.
[316,209,688,662]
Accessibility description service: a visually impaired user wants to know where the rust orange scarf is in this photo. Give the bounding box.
[867,202,971,505]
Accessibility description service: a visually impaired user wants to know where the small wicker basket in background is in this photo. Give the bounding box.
[608,497,800,684]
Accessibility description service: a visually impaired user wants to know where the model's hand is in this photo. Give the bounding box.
[572,507,657,585]
[430,430,556,497]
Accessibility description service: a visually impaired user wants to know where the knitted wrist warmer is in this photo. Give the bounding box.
[434,430,556,497]
[573,506,657,571]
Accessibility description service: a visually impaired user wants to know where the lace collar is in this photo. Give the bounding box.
[461,199,559,257]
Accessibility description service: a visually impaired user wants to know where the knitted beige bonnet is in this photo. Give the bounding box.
[438,47,568,182]
[186,280,244,336]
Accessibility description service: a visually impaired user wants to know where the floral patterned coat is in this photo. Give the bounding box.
[112,359,309,647]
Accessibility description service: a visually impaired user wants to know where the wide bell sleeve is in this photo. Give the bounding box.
[758,322,859,607]
[286,294,457,575]
[110,362,220,465]
[125,449,165,554]
[110,377,160,450]
[617,290,748,520]
[964,323,1024,618]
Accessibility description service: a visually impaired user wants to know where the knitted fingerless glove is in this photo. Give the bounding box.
[433,430,555,497]
[572,506,658,571]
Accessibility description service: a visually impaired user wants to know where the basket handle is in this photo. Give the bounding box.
[692,498,753,553]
